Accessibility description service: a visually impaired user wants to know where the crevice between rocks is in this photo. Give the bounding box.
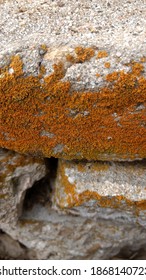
[20,157,58,217]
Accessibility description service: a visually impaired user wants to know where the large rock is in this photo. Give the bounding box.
[1,157,146,260]
[2,206,146,260]
[0,0,146,160]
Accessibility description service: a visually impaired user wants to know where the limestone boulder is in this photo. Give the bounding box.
[0,0,145,160]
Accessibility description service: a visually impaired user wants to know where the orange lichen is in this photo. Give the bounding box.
[131,62,144,76]
[39,65,46,78]
[90,162,109,172]
[104,62,110,68]
[96,50,108,59]
[66,54,76,63]
[0,50,146,160]
[66,46,95,63]
[96,73,100,77]
[9,55,23,76]
[75,46,95,62]
[106,71,119,82]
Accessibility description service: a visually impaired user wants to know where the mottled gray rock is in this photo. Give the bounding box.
[1,202,146,260]
[53,160,146,213]
[0,148,46,225]
[1,157,146,260]
[0,230,36,259]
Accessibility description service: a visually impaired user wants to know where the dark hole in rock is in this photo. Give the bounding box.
[21,158,58,212]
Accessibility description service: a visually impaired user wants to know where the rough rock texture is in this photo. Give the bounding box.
[0,230,36,260]
[0,0,146,260]
[0,0,146,160]
[0,153,146,260]
[2,191,146,260]
[54,160,146,212]
[0,148,46,225]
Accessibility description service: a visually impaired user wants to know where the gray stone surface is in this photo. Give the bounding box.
[1,201,146,260]
[54,160,146,211]
[0,230,36,259]
[0,155,146,260]
[0,148,46,225]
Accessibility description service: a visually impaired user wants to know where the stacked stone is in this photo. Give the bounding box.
[0,0,146,259]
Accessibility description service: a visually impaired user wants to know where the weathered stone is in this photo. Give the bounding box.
[1,198,146,260]
[0,148,46,225]
[0,0,146,261]
[54,160,146,214]
[0,0,146,160]
[0,230,36,259]
[0,156,146,259]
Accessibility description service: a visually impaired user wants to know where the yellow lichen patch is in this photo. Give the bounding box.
[96,50,108,59]
[104,62,110,68]
[66,46,95,63]
[0,51,146,160]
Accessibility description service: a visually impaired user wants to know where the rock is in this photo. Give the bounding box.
[0,0,146,160]
[0,230,36,259]
[53,160,146,215]
[1,157,146,260]
[0,0,146,261]
[2,194,146,260]
[0,148,46,225]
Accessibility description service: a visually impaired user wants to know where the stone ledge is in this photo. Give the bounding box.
[54,159,146,214]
